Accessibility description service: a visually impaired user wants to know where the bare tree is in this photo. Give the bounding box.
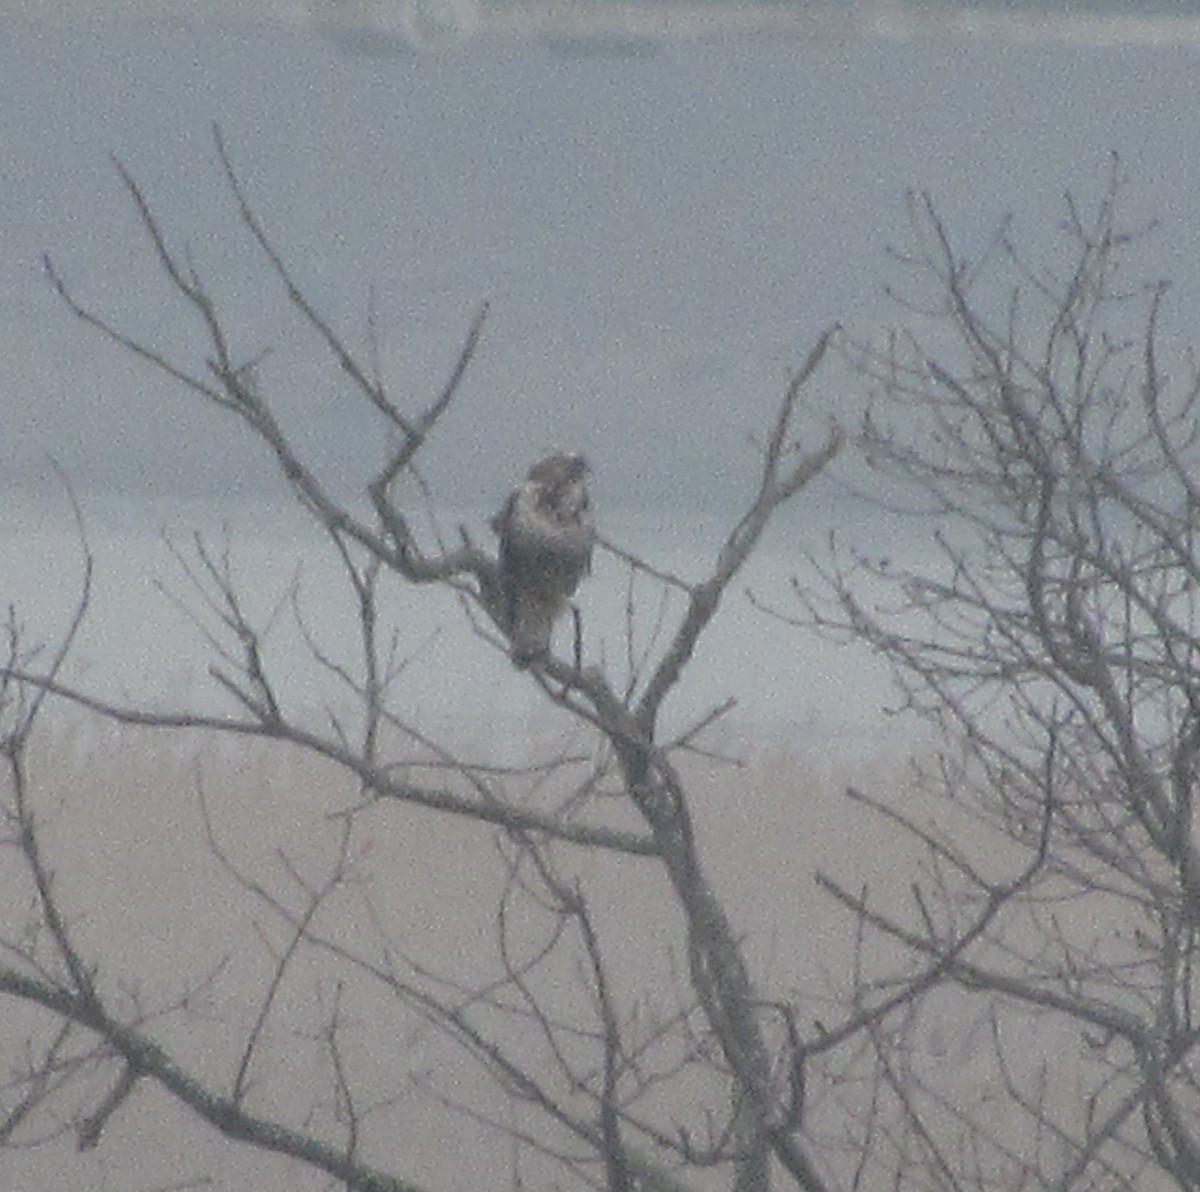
[0,129,848,1192]
[776,159,1200,1190]
[14,137,1193,1192]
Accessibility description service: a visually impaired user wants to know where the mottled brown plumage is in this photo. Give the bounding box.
[492,452,594,665]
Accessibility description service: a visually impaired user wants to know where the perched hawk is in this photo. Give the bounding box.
[492,451,594,666]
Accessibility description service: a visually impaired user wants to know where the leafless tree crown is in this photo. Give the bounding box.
[788,161,1200,1189]
[4,130,852,1192]
[9,139,1200,1192]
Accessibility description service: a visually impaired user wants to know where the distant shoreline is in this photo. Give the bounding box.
[7,1,1200,53]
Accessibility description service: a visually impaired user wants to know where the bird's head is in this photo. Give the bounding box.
[527,451,590,486]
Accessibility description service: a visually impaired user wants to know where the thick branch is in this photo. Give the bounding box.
[0,967,424,1192]
[0,671,659,858]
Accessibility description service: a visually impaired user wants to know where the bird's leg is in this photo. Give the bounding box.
[570,603,584,676]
